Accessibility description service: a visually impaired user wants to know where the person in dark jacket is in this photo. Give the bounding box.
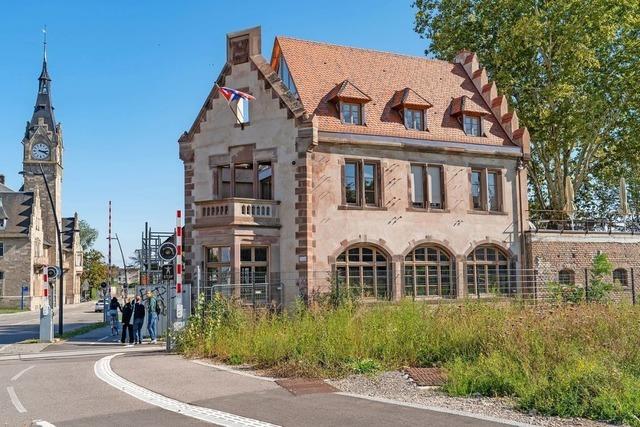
[120,298,134,346]
[132,295,146,345]
[108,297,122,336]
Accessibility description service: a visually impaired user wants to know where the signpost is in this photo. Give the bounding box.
[21,284,28,311]
[162,264,175,281]
[40,266,53,342]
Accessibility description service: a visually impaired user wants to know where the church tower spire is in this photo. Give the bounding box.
[31,27,56,133]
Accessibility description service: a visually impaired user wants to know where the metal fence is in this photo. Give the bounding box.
[529,209,640,233]
[189,266,638,310]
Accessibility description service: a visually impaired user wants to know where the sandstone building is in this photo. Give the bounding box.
[0,49,83,309]
[179,27,534,305]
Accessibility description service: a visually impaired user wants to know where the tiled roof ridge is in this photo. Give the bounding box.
[276,36,453,66]
[453,51,530,156]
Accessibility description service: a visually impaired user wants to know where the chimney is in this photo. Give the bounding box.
[226,26,261,65]
[0,174,4,185]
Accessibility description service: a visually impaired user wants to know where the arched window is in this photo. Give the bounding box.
[613,268,628,288]
[335,245,390,299]
[466,245,515,296]
[404,245,456,298]
[558,269,575,285]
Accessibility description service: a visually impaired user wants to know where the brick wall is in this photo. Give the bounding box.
[527,231,640,302]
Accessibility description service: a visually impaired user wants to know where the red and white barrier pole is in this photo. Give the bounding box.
[176,210,182,295]
[43,265,49,300]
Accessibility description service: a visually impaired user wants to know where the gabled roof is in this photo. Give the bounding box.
[0,192,35,237]
[450,95,487,116]
[327,80,372,103]
[274,36,519,147]
[390,88,433,110]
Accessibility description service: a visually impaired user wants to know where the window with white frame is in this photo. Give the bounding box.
[341,102,362,125]
[463,115,481,136]
[404,109,424,130]
[410,164,444,209]
[236,98,250,124]
[335,245,390,300]
[0,218,6,230]
[404,245,456,298]
[466,245,516,296]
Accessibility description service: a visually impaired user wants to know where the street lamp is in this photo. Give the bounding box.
[20,164,64,335]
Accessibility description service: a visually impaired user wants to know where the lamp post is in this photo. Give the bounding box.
[21,164,64,335]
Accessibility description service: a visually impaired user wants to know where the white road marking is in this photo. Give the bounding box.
[7,386,27,413]
[335,392,537,427]
[97,335,110,342]
[95,353,280,427]
[0,344,10,353]
[32,420,56,427]
[192,360,276,382]
[0,345,161,361]
[11,365,35,381]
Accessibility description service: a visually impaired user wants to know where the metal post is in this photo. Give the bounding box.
[196,265,201,313]
[114,234,128,297]
[584,268,589,302]
[166,279,172,352]
[631,267,636,305]
[36,164,64,335]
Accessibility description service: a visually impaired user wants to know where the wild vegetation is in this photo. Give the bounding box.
[177,293,640,425]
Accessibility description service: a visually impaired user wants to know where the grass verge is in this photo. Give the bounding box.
[0,308,24,314]
[55,322,106,340]
[177,296,640,425]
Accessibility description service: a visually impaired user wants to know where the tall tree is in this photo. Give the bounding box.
[414,0,640,215]
[81,249,108,290]
[79,219,99,250]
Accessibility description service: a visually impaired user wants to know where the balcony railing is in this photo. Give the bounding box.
[529,210,640,233]
[195,198,280,227]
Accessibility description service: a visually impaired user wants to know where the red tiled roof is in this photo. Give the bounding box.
[327,80,372,103]
[450,95,487,116]
[275,37,515,147]
[390,88,433,110]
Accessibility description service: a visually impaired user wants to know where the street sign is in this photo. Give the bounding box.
[162,264,175,281]
[100,282,107,289]
[159,242,177,262]
[176,303,183,319]
[22,285,29,292]
[47,266,61,280]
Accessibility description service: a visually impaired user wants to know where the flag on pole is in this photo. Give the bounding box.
[218,86,256,102]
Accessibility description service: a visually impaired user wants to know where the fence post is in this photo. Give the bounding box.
[584,268,589,302]
[632,267,636,305]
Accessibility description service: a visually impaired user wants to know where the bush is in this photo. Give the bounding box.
[176,299,640,425]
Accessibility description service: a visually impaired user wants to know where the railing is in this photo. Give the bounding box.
[529,210,640,233]
[197,282,284,310]
[195,198,280,227]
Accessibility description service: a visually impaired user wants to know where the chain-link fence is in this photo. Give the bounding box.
[190,263,637,310]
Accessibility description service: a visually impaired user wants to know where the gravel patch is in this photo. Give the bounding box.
[327,371,617,427]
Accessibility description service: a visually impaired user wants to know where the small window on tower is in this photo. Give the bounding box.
[236,98,250,124]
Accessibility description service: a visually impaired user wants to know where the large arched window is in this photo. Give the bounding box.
[558,269,575,285]
[466,245,515,296]
[335,245,390,299]
[404,245,456,298]
[613,268,628,288]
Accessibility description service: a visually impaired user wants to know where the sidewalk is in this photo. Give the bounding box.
[109,353,513,427]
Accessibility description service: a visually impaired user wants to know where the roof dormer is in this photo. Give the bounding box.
[327,80,371,125]
[450,95,489,137]
[391,88,433,131]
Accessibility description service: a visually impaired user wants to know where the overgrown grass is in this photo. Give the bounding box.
[0,308,23,314]
[177,296,640,425]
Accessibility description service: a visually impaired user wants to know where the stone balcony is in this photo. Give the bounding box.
[195,198,281,228]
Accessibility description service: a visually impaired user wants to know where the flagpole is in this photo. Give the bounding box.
[214,83,245,130]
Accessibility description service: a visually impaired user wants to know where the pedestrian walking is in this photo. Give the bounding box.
[120,298,134,346]
[108,297,121,336]
[146,290,159,344]
[133,295,145,344]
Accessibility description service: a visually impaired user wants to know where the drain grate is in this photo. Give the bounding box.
[404,367,446,387]
[275,378,338,396]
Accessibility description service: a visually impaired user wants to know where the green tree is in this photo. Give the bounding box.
[81,249,108,291]
[414,0,640,214]
[79,219,99,250]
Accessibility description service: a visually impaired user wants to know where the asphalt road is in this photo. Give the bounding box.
[0,311,516,426]
[0,301,103,346]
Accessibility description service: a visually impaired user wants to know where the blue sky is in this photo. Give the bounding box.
[0,1,427,262]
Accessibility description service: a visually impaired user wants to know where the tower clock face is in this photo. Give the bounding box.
[31,143,50,160]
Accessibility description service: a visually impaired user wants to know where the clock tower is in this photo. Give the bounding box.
[22,44,63,267]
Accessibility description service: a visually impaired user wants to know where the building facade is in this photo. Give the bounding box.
[179,27,531,305]
[0,49,83,309]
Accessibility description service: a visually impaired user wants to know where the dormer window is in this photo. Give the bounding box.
[463,115,481,136]
[0,219,5,230]
[404,109,424,131]
[327,80,371,126]
[341,103,362,125]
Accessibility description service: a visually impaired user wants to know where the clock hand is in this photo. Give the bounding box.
[39,150,48,154]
